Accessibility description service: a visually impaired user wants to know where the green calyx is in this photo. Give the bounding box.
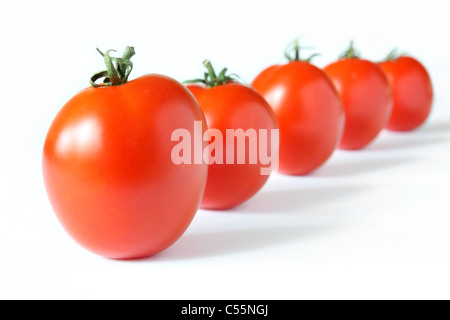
[284,39,320,63]
[385,48,404,61]
[184,60,238,88]
[90,46,135,88]
[339,41,360,59]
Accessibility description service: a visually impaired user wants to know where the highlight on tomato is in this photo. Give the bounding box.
[378,49,433,132]
[252,40,345,175]
[42,47,208,259]
[324,42,393,150]
[185,60,279,210]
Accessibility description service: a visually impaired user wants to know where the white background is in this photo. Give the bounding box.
[1,0,449,300]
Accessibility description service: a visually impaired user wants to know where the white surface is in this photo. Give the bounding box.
[1,0,449,300]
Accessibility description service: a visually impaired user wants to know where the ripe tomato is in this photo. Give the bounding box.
[378,53,433,131]
[186,60,278,210]
[252,41,344,175]
[42,47,208,259]
[324,42,393,150]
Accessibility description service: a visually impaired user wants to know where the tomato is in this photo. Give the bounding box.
[252,41,345,175]
[42,47,208,259]
[186,60,278,210]
[378,53,433,131]
[324,42,393,150]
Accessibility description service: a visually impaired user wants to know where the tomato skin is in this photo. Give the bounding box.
[378,56,433,131]
[43,74,208,259]
[186,83,278,210]
[252,61,344,175]
[324,59,393,150]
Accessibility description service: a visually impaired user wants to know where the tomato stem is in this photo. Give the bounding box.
[284,39,320,63]
[385,48,403,61]
[339,41,360,59]
[90,46,136,88]
[203,60,218,82]
[184,60,237,88]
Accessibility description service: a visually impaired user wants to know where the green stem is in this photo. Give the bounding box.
[339,41,360,59]
[90,46,135,88]
[385,48,402,61]
[294,40,300,61]
[203,60,217,81]
[284,39,320,62]
[284,39,300,61]
[184,60,236,88]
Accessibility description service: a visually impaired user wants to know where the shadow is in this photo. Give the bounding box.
[312,156,414,178]
[364,120,450,152]
[366,134,448,152]
[233,185,366,214]
[151,224,336,261]
[411,120,450,136]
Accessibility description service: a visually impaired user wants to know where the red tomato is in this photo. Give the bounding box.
[252,43,344,175]
[186,61,278,210]
[324,43,393,150]
[43,47,208,259]
[378,55,433,131]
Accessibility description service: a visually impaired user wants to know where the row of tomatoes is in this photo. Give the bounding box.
[42,42,433,260]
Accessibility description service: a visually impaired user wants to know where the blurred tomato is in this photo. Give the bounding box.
[324,42,393,150]
[378,53,433,131]
[252,41,344,175]
[186,60,278,210]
